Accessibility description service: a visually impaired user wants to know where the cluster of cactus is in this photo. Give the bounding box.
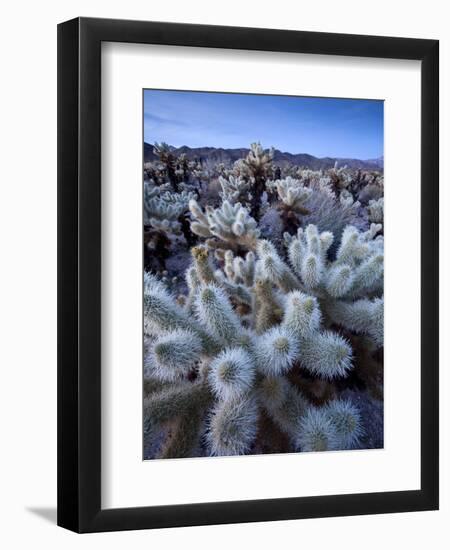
[325,162,384,200]
[283,223,384,347]
[150,142,204,192]
[145,142,381,243]
[266,176,312,232]
[143,219,383,458]
[143,141,384,459]
[368,197,384,224]
[236,142,275,220]
[296,178,366,241]
[144,180,197,268]
[152,142,180,191]
[219,174,252,205]
[327,161,354,192]
[188,198,260,255]
[279,161,383,207]
[144,180,194,233]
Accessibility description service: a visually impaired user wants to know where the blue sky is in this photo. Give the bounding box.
[143,89,383,160]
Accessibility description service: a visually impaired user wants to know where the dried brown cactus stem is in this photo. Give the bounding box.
[346,333,384,400]
[179,213,197,247]
[287,367,338,406]
[252,409,292,454]
[144,382,213,454]
[191,245,216,284]
[154,143,180,192]
[254,278,284,333]
[277,204,310,234]
[249,174,267,221]
[159,405,205,459]
[205,237,256,257]
[144,227,171,270]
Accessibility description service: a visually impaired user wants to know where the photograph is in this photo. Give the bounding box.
[142,89,384,460]
[0,1,442,541]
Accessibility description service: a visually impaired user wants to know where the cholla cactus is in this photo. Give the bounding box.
[282,291,321,338]
[340,189,361,210]
[267,176,312,232]
[295,407,339,452]
[209,348,256,400]
[242,142,274,178]
[299,330,353,379]
[153,142,179,191]
[195,284,242,346]
[284,223,384,348]
[212,249,255,308]
[327,161,353,191]
[268,177,312,212]
[324,399,363,449]
[368,197,384,224]
[300,178,366,240]
[143,142,383,459]
[206,396,259,456]
[255,239,302,293]
[149,329,203,382]
[144,181,197,268]
[241,142,274,220]
[143,272,220,354]
[144,181,194,234]
[144,161,171,187]
[326,296,384,348]
[222,250,256,287]
[358,182,383,204]
[189,199,260,254]
[253,278,284,331]
[175,152,194,184]
[143,218,383,458]
[152,143,202,193]
[219,175,252,205]
[256,326,300,376]
[259,376,307,436]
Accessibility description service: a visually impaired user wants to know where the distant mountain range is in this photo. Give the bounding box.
[144,143,384,171]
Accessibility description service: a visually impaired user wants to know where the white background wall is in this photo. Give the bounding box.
[0,0,448,547]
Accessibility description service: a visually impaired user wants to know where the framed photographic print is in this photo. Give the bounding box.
[57,17,439,533]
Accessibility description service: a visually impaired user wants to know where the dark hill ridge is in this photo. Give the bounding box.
[144,143,384,171]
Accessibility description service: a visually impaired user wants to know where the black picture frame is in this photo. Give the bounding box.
[57,17,439,533]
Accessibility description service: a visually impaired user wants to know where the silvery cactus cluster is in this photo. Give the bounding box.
[189,198,260,255]
[143,142,384,459]
[144,180,195,234]
[143,180,197,270]
[368,197,384,224]
[284,223,384,348]
[219,175,252,205]
[238,142,275,219]
[143,219,383,458]
[269,177,312,208]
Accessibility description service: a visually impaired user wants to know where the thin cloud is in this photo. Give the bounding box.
[144,112,187,127]
[143,90,383,159]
